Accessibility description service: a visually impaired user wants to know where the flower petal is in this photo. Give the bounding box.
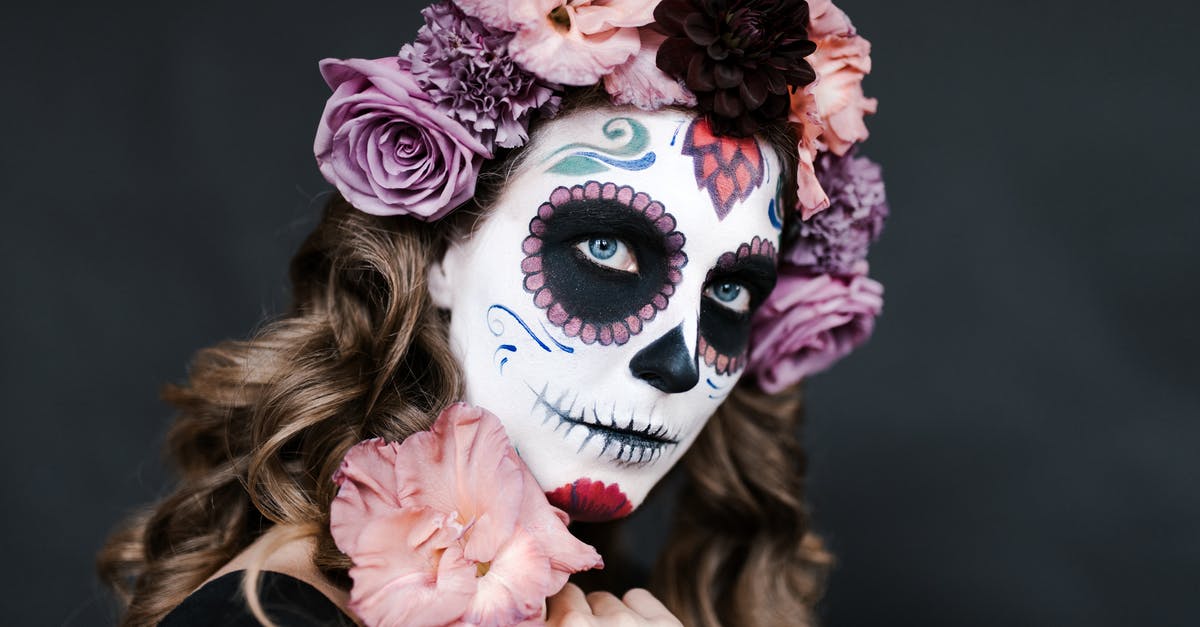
[604,29,696,110]
[344,507,475,627]
[463,531,549,626]
[748,269,883,392]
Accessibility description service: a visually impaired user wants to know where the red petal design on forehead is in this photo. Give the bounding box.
[682,118,766,220]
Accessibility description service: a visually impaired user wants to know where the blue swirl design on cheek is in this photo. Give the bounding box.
[488,305,575,374]
[493,344,517,375]
[538,322,576,354]
[489,304,552,352]
[706,377,730,400]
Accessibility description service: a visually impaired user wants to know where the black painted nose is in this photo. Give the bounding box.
[629,324,699,393]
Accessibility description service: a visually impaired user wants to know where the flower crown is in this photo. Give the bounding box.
[313,0,889,392]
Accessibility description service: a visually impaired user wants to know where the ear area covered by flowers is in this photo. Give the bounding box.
[745,148,889,392]
[330,403,604,627]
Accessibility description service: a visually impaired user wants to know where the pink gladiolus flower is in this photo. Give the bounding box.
[789,0,877,219]
[456,0,658,85]
[748,265,883,394]
[330,403,604,627]
[604,28,696,110]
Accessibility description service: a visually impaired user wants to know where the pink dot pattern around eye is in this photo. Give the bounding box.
[521,181,688,346]
[702,235,779,376]
[715,234,778,270]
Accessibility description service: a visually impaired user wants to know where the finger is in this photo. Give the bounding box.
[585,591,628,616]
[622,589,681,624]
[547,583,591,619]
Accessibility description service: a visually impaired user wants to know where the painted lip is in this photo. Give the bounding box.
[527,383,680,466]
[547,478,633,522]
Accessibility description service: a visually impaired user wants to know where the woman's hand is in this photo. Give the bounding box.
[546,583,683,626]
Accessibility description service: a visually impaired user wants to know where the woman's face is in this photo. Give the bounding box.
[430,107,783,521]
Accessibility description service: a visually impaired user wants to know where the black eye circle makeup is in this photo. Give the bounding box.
[576,237,638,273]
[698,235,779,375]
[522,181,688,346]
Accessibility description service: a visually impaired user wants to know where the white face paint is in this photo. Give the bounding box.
[429,107,784,522]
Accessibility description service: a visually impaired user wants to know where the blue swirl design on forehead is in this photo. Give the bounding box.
[560,151,655,171]
[542,117,657,176]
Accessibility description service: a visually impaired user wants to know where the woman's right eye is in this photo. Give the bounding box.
[575,237,639,274]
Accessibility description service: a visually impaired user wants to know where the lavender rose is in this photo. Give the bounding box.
[314,57,490,219]
[748,267,883,393]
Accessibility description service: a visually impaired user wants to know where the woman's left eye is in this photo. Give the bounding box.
[575,237,639,273]
[704,281,752,313]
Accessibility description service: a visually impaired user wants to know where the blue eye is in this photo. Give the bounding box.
[712,282,741,302]
[704,281,752,313]
[576,237,639,273]
[589,238,618,260]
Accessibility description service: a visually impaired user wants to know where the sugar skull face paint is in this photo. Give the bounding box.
[522,181,688,346]
[429,107,782,521]
[699,236,779,376]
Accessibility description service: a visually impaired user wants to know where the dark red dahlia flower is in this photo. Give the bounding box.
[655,0,817,136]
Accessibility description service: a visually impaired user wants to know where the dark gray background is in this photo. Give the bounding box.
[3,0,1196,625]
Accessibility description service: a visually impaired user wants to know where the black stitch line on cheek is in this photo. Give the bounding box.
[521,181,688,346]
[699,235,778,375]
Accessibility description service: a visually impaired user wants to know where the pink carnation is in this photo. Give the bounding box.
[748,266,883,394]
[788,0,877,219]
[313,57,490,220]
[458,0,658,85]
[330,403,603,626]
[604,28,696,110]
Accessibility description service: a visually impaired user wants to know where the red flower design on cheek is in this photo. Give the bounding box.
[682,118,766,220]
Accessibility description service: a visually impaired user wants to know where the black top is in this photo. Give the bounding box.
[159,571,356,626]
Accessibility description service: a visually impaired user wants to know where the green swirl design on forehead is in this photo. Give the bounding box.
[542,117,657,176]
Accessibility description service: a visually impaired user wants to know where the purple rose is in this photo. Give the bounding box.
[748,267,883,393]
[314,57,490,220]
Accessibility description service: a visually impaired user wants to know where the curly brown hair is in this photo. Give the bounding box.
[97,93,831,626]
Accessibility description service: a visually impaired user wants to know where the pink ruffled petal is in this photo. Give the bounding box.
[748,269,884,392]
[785,0,877,215]
[463,531,549,626]
[345,508,474,627]
[330,439,417,556]
[807,0,857,39]
[510,21,641,85]
[572,0,659,32]
[393,404,526,563]
[605,29,697,110]
[330,404,604,626]
[454,0,521,31]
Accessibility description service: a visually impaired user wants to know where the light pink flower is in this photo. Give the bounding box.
[457,0,658,85]
[788,0,877,218]
[791,93,830,220]
[330,403,603,627]
[604,28,696,110]
[748,265,883,394]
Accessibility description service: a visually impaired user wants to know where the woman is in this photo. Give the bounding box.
[98,1,886,625]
